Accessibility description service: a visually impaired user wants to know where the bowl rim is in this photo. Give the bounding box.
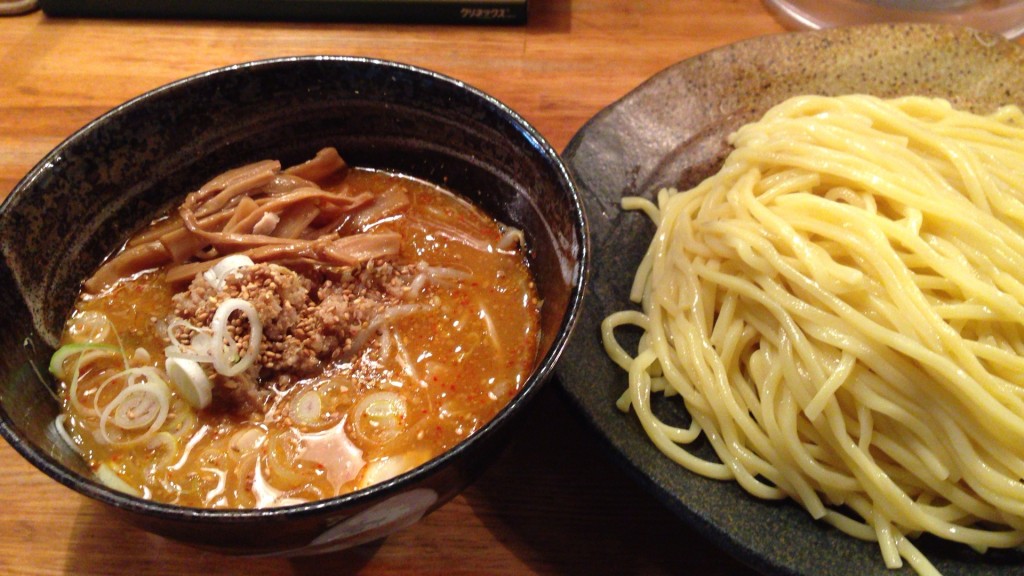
[0,55,591,524]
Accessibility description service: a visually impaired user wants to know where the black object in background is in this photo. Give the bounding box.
[37,0,528,25]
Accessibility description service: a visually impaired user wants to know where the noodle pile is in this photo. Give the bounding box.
[602,94,1024,575]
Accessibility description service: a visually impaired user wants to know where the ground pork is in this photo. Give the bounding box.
[168,260,420,414]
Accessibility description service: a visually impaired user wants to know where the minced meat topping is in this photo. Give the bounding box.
[168,260,420,413]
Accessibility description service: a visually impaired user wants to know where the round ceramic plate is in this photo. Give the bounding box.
[557,23,1024,576]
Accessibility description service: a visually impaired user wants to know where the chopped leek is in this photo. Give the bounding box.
[165,357,213,409]
[210,298,263,377]
[203,254,254,290]
[97,377,171,447]
[48,342,119,380]
[95,463,141,497]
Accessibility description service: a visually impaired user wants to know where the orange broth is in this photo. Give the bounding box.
[55,168,540,508]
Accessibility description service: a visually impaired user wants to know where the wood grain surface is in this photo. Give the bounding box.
[0,2,996,575]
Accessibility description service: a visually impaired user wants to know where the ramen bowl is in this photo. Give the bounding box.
[0,56,587,555]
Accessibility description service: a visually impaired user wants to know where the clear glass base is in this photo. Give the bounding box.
[764,0,1024,39]
[0,0,38,16]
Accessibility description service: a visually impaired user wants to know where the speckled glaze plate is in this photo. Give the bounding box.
[557,24,1024,576]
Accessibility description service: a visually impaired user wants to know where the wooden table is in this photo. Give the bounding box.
[0,2,827,574]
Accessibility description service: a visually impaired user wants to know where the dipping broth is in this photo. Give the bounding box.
[50,149,541,508]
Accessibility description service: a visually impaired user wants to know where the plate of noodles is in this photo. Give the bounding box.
[557,23,1024,576]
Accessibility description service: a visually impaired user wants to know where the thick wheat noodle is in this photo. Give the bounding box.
[602,95,1024,576]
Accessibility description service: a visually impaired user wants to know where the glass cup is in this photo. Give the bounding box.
[763,0,1024,39]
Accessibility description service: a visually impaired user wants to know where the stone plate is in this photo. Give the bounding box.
[557,23,1024,576]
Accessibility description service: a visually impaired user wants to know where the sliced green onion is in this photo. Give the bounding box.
[95,463,141,497]
[90,366,162,416]
[98,377,171,447]
[165,318,214,363]
[210,298,263,377]
[145,431,180,467]
[55,344,126,417]
[48,342,119,380]
[51,414,82,456]
[131,347,151,365]
[203,254,254,290]
[290,390,322,426]
[164,400,198,438]
[228,427,265,453]
[352,391,407,444]
[358,450,429,489]
[112,386,165,430]
[165,357,213,409]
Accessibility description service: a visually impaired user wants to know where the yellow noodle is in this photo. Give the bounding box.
[604,95,1024,574]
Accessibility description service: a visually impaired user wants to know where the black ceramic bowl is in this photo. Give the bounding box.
[0,56,588,555]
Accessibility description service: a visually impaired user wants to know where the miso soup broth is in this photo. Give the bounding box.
[50,149,541,508]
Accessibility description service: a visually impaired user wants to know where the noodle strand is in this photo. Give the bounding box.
[604,95,1024,574]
